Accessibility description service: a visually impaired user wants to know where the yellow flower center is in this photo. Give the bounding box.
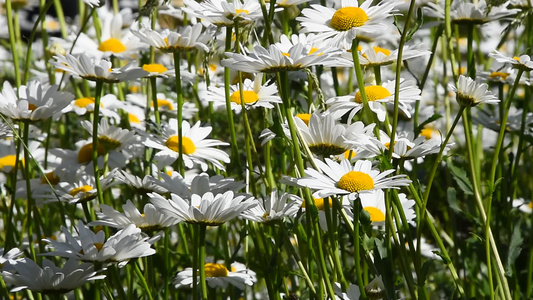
[235,9,249,14]
[420,128,437,140]
[154,99,174,110]
[204,263,229,277]
[230,90,259,104]
[513,56,520,61]
[74,97,97,109]
[309,143,347,156]
[98,136,122,151]
[354,85,391,103]
[165,136,196,155]
[314,198,332,210]
[77,143,106,164]
[489,72,510,80]
[98,38,126,53]
[330,7,369,31]
[28,103,37,111]
[143,63,168,74]
[129,113,141,124]
[69,185,93,196]
[337,171,374,192]
[41,171,60,185]
[344,150,356,159]
[373,46,391,56]
[528,202,533,209]
[296,113,311,125]
[364,206,385,222]
[93,242,104,251]
[282,52,290,57]
[129,85,140,93]
[0,155,19,171]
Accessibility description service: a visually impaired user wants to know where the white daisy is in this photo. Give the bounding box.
[126,92,198,118]
[297,158,411,200]
[148,190,256,226]
[489,50,533,71]
[355,44,431,67]
[108,169,168,194]
[297,0,396,47]
[512,198,532,214]
[353,190,415,226]
[141,63,176,78]
[35,174,114,204]
[43,221,156,267]
[449,75,500,107]
[89,200,178,232]
[206,76,281,112]
[50,53,148,83]
[130,23,211,53]
[81,118,139,154]
[65,93,124,122]
[327,79,421,122]
[0,81,73,121]
[240,190,303,223]
[221,42,343,73]
[182,0,263,26]
[2,258,105,293]
[150,171,246,199]
[0,248,23,271]
[174,262,256,289]
[424,0,519,25]
[143,119,230,171]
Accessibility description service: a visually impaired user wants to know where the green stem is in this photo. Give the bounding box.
[173,51,185,176]
[23,121,38,263]
[92,81,105,204]
[6,0,21,87]
[134,262,154,300]
[199,224,208,300]
[352,200,367,299]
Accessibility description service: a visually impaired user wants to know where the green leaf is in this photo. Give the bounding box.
[419,260,434,285]
[449,163,474,195]
[375,238,388,259]
[505,221,523,276]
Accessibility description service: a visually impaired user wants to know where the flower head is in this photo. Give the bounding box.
[449,75,499,107]
[174,262,256,289]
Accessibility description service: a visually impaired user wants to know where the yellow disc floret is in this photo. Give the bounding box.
[204,263,229,277]
[165,136,196,155]
[330,7,369,31]
[98,38,126,53]
[296,113,311,125]
[364,207,385,222]
[230,90,259,105]
[69,185,93,196]
[142,63,168,74]
[78,143,106,164]
[337,171,374,192]
[354,85,391,103]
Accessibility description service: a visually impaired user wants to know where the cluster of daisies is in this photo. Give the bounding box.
[0,0,532,298]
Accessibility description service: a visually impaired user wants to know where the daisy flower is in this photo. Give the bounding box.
[65,93,124,122]
[182,0,262,26]
[148,190,256,226]
[424,0,519,25]
[295,112,358,157]
[221,41,343,73]
[297,158,411,200]
[512,198,532,214]
[50,53,148,83]
[141,63,176,78]
[89,200,178,232]
[108,169,168,194]
[1,258,105,293]
[327,79,421,122]
[240,190,303,223]
[0,139,23,173]
[174,262,256,289]
[355,44,431,67]
[0,247,23,271]
[151,171,246,198]
[130,23,211,53]
[206,76,281,112]
[81,118,139,154]
[82,0,102,7]
[0,81,73,121]
[143,119,230,171]
[489,50,533,71]
[43,221,156,267]
[449,75,500,107]
[35,174,114,204]
[297,0,396,47]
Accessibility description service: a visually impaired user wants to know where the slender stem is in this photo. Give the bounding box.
[149,77,161,125]
[353,200,368,299]
[23,121,38,263]
[198,224,208,300]
[223,26,242,173]
[92,81,105,204]
[173,51,185,175]
[6,0,21,87]
[134,263,154,300]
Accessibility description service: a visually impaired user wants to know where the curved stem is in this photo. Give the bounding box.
[92,81,105,204]
[173,51,185,176]
[198,224,208,300]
